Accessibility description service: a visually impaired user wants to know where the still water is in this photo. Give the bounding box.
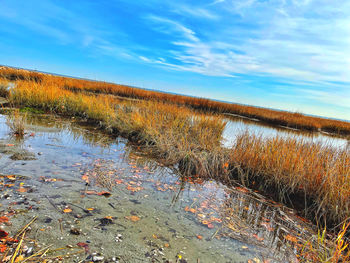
[0,113,317,262]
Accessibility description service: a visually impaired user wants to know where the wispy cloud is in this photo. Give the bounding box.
[144,15,199,42]
[1,0,350,118]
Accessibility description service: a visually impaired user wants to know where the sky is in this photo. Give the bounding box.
[0,0,349,120]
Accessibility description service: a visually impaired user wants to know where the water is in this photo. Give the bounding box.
[0,113,316,262]
[222,115,349,149]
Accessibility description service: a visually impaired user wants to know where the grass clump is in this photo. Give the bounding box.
[6,109,26,137]
[299,222,350,262]
[19,107,45,114]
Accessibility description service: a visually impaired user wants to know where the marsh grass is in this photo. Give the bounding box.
[300,222,350,262]
[1,66,350,135]
[6,109,26,137]
[228,132,350,225]
[0,79,10,97]
[8,79,226,176]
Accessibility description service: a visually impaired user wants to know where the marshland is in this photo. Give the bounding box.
[0,66,349,262]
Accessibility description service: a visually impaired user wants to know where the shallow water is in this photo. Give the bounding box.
[0,114,316,262]
[222,116,349,149]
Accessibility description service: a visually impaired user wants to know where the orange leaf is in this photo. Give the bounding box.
[6,175,16,181]
[17,187,27,193]
[63,208,72,213]
[197,235,203,240]
[125,215,140,222]
[0,216,9,223]
[284,234,298,243]
[115,179,123,184]
[0,244,7,253]
[81,175,89,183]
[97,191,112,197]
[253,234,264,242]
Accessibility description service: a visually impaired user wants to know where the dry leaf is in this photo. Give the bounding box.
[63,208,72,213]
[125,215,140,222]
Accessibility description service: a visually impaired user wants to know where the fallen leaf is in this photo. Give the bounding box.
[97,191,112,197]
[0,216,9,223]
[115,179,123,184]
[6,175,16,181]
[63,208,72,213]
[77,242,89,253]
[0,244,7,253]
[81,175,89,183]
[189,208,196,213]
[284,234,298,243]
[0,229,8,238]
[253,234,264,242]
[17,187,27,193]
[125,215,140,222]
[197,235,203,240]
[207,223,214,229]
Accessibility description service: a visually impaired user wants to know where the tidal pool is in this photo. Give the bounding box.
[0,113,316,262]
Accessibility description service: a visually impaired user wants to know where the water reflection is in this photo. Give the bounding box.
[0,112,319,262]
[223,117,349,149]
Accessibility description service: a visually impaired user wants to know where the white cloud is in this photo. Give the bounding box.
[145,15,199,42]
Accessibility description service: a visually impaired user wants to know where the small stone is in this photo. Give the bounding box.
[92,255,104,262]
[70,228,81,235]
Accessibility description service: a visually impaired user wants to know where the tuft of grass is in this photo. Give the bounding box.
[19,107,45,114]
[299,222,350,262]
[6,109,26,137]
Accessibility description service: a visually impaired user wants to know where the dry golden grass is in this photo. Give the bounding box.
[228,132,350,224]
[1,66,350,135]
[9,79,226,176]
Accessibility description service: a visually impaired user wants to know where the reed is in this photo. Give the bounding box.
[300,222,350,262]
[228,132,350,224]
[1,66,349,135]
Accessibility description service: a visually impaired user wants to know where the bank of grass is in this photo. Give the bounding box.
[9,79,227,177]
[1,66,350,135]
[228,133,350,225]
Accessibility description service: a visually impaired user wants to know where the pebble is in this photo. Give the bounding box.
[92,255,105,262]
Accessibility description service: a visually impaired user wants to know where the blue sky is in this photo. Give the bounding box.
[0,0,349,120]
